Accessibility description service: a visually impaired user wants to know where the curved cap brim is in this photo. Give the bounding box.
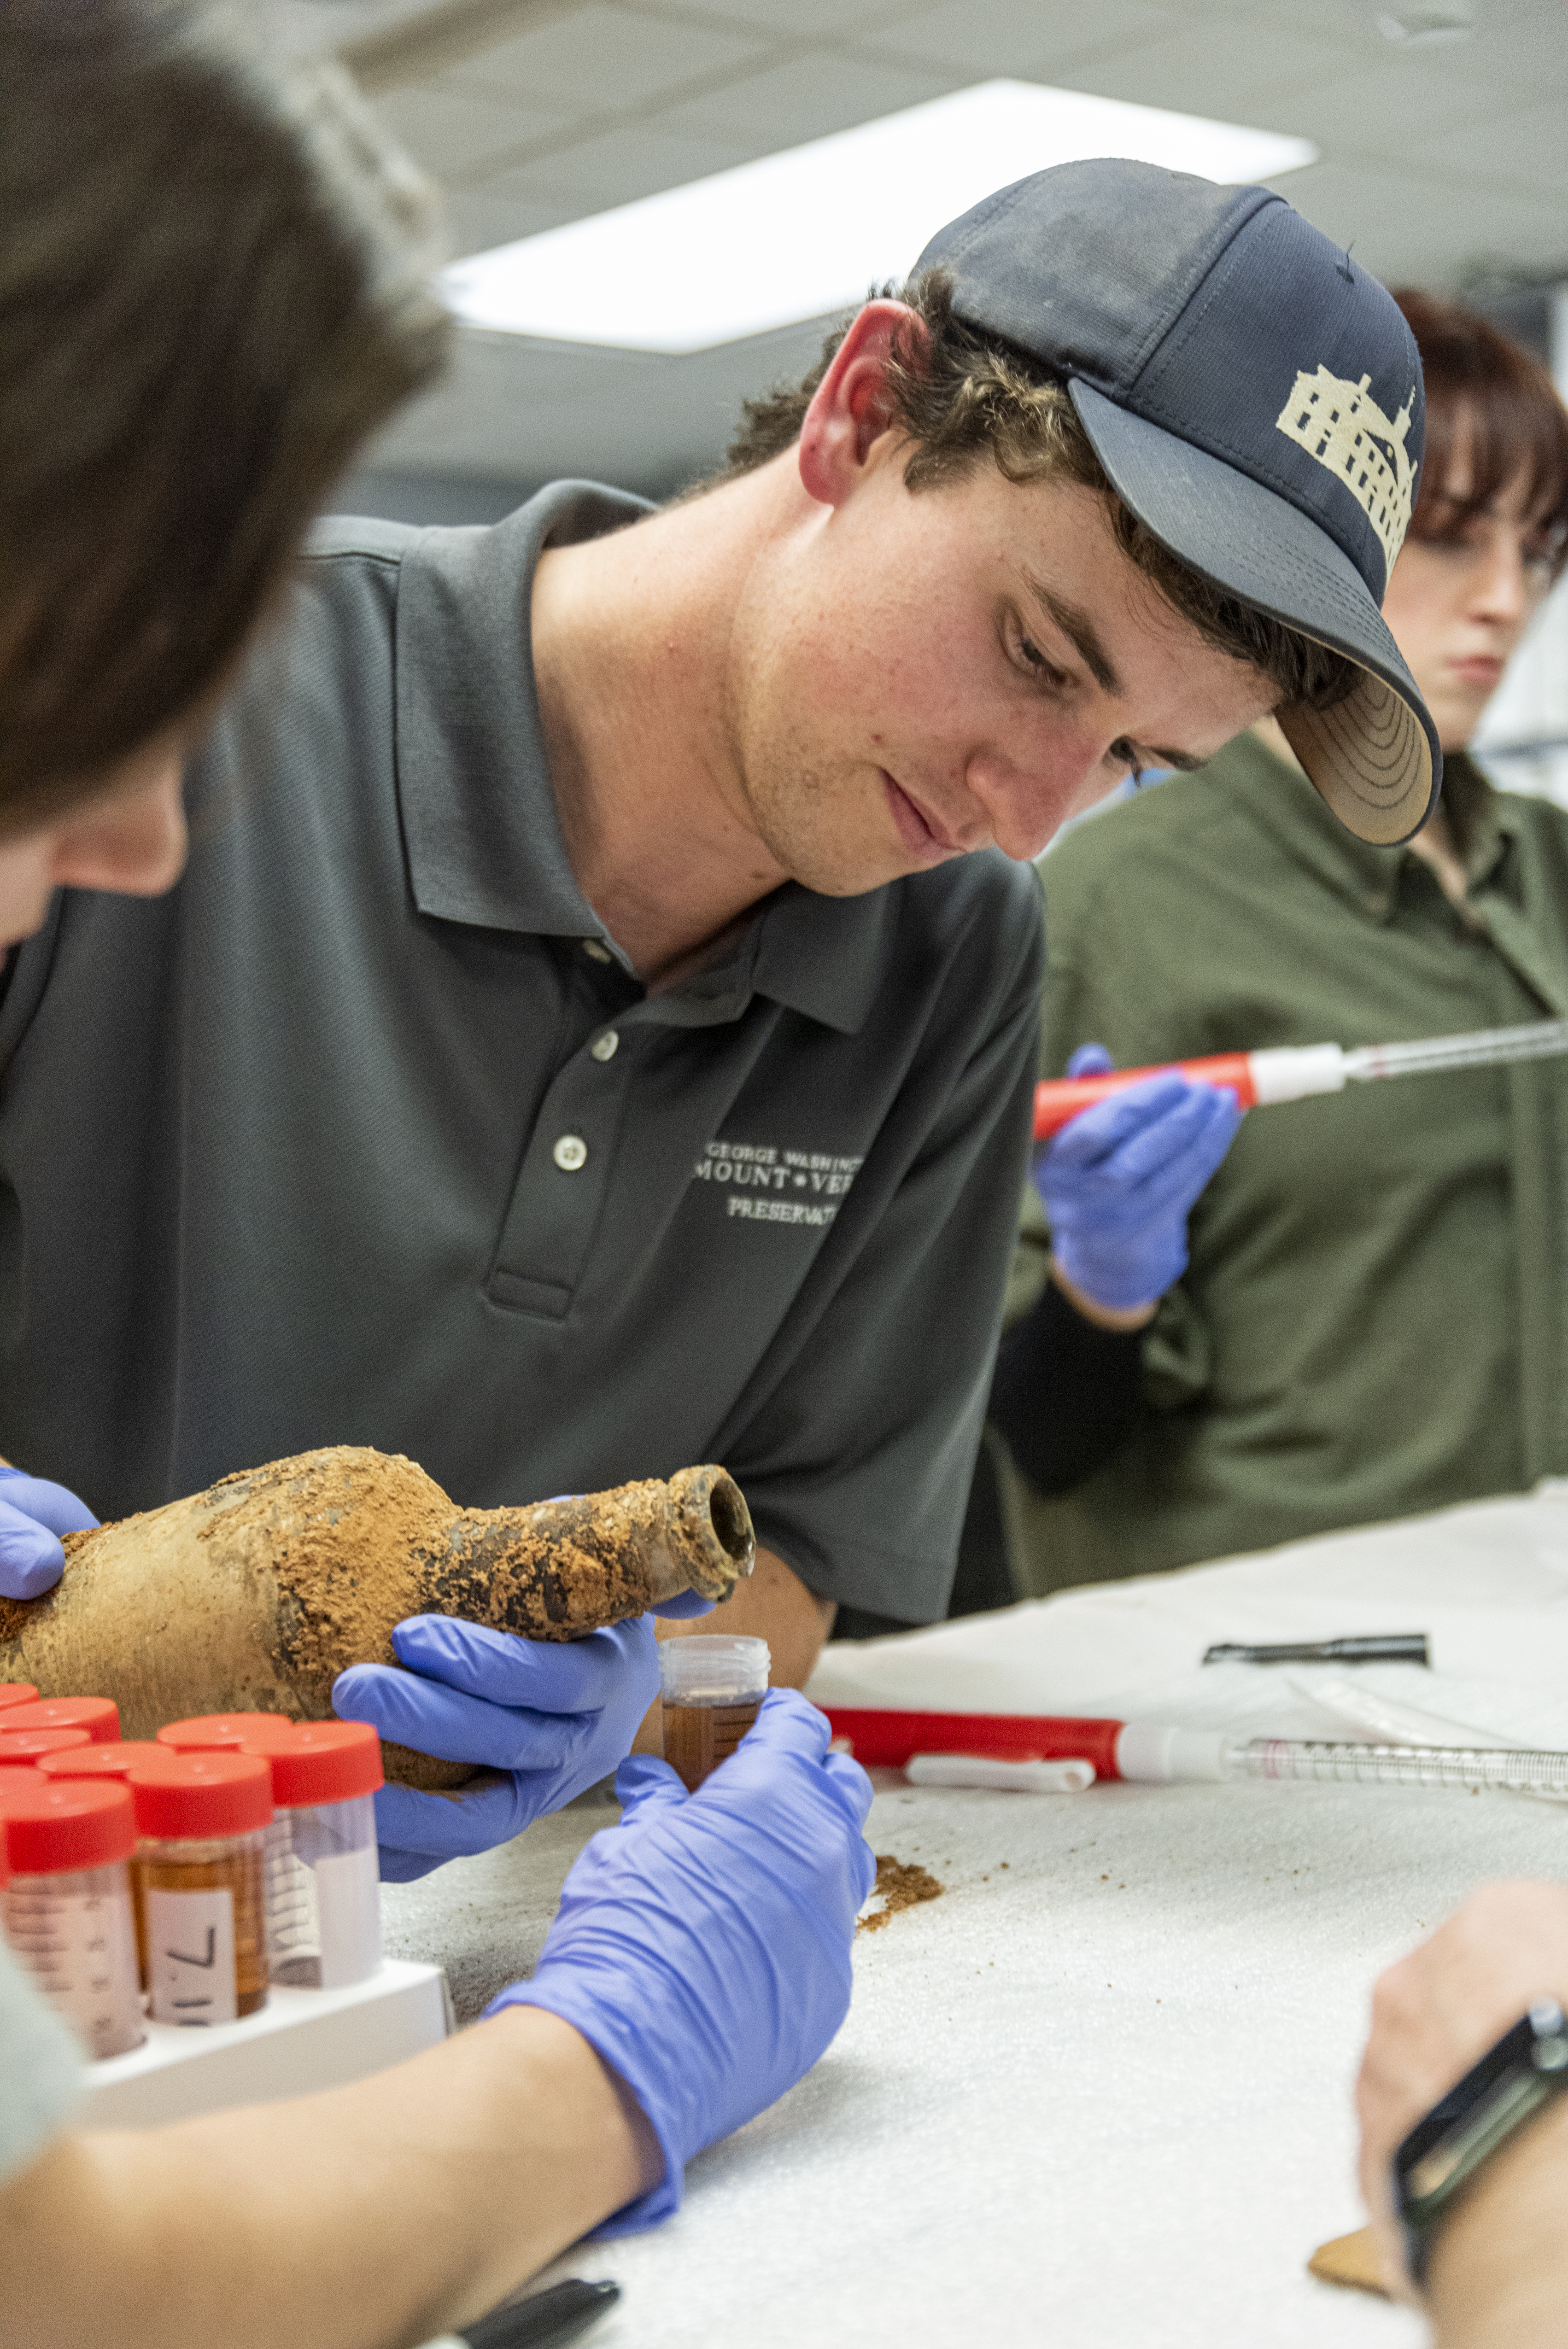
[1071,382,1441,845]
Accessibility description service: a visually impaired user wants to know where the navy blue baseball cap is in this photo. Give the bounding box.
[915,160,1439,843]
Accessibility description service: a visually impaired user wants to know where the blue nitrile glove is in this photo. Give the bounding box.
[334,1613,667,1883]
[490,1686,875,2235]
[1036,1041,1243,1314]
[0,1468,99,1601]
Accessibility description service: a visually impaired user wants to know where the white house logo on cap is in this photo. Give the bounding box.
[1275,365,1418,587]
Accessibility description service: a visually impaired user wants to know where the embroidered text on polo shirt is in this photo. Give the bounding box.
[692,1138,864,1196]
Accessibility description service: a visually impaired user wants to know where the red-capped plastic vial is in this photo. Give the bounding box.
[0,1682,39,1713]
[127,1752,273,2024]
[37,1742,168,1782]
[240,1721,383,1988]
[0,1778,144,2058]
[156,1712,293,1753]
[0,1726,92,1764]
[3,1696,121,1745]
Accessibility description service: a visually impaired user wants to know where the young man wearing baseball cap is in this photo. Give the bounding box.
[0,160,1437,1863]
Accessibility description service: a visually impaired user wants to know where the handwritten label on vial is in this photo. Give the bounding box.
[144,1885,238,2025]
[265,1827,380,1989]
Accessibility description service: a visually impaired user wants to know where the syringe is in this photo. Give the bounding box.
[825,1708,1568,1797]
[1123,1728,1568,1794]
[1033,1016,1568,1140]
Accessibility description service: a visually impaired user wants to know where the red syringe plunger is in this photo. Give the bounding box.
[1032,1042,1354,1141]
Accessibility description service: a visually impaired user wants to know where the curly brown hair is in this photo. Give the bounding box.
[718,273,1359,718]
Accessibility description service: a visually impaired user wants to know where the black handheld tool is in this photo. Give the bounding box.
[1202,1634,1430,1667]
[462,2279,620,2349]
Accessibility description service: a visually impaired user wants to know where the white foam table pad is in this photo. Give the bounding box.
[385,1768,1561,2348]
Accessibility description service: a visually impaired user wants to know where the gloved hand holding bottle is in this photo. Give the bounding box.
[492,1686,875,2231]
[333,1572,715,1882]
[1036,1042,1243,1317]
[0,1465,99,1601]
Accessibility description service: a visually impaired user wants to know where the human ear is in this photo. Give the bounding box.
[797,300,929,507]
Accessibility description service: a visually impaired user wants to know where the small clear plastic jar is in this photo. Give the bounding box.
[0,1777,144,2058]
[127,1752,273,2023]
[239,1721,383,1988]
[659,1636,771,1792]
[4,1695,121,1745]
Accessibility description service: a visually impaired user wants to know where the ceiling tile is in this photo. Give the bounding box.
[1403,96,1568,195]
[482,123,763,207]
[264,0,448,64]
[637,0,905,31]
[370,84,562,178]
[656,49,964,145]
[860,0,1179,77]
[1275,157,1568,285]
[442,187,583,257]
[438,4,772,111]
[1460,0,1568,93]
[365,307,833,487]
[1175,0,1375,28]
[1241,52,1518,155]
[1050,18,1363,118]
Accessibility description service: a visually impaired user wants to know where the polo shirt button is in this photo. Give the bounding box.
[591,1029,619,1062]
[582,939,612,964]
[552,1134,588,1172]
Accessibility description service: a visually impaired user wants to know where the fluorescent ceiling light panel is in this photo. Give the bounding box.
[441,79,1317,355]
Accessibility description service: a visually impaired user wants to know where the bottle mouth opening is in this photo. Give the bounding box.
[707,1475,752,1564]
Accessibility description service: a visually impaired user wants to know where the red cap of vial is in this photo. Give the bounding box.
[0,1726,92,1761]
[238,1719,383,1806]
[3,1696,120,1745]
[36,1741,167,1782]
[0,1765,44,1791]
[0,1683,39,1712]
[156,1711,293,1753]
[0,1778,136,1873]
[127,1750,273,1838]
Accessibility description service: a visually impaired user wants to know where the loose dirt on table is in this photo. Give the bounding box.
[859,1853,945,1934]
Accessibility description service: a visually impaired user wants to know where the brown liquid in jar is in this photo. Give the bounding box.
[661,1697,764,1793]
[133,1842,269,2017]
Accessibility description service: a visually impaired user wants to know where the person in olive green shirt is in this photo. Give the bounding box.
[993,291,1568,1592]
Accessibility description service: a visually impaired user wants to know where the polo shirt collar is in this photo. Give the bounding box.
[393,479,891,1037]
[1225,733,1516,926]
[395,480,647,941]
[752,880,894,1034]
[1460,761,1517,894]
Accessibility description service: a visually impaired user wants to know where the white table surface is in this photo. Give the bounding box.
[383,1766,1568,2349]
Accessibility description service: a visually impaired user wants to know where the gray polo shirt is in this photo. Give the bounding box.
[0,485,1042,1619]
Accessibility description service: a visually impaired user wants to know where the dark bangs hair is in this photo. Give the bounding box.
[0,0,451,828]
[1393,288,1568,572]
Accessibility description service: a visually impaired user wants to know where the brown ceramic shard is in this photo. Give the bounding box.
[0,1445,755,1787]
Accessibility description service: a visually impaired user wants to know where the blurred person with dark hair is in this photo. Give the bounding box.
[989,292,1568,1595]
[0,10,877,2341]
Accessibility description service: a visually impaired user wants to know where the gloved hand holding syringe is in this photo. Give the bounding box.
[826,1707,1568,1797]
[1033,1015,1568,1141]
